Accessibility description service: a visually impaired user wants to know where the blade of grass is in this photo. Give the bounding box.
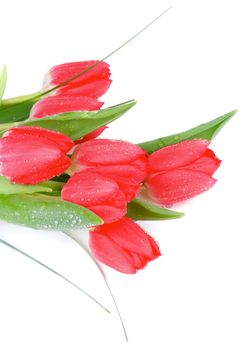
[0,237,110,313]
[43,6,173,96]
[0,6,172,120]
[63,230,129,342]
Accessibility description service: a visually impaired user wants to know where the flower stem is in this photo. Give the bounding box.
[0,237,110,313]
[63,230,129,342]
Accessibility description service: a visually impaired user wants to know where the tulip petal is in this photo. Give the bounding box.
[44,61,111,98]
[111,180,141,202]
[96,217,161,258]
[88,204,126,224]
[91,163,147,184]
[148,139,210,174]
[56,80,112,99]
[89,229,137,274]
[30,95,103,119]
[185,149,221,176]
[146,169,216,205]
[47,61,111,86]
[89,218,161,273]
[0,134,71,184]
[11,155,71,184]
[61,171,127,223]
[86,163,147,201]
[74,139,147,165]
[7,126,74,154]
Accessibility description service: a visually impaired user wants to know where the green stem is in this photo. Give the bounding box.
[63,230,129,342]
[0,237,110,313]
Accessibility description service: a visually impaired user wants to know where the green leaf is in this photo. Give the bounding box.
[0,176,53,194]
[0,65,7,102]
[127,197,184,220]
[0,100,137,139]
[0,96,40,123]
[0,193,102,230]
[139,110,237,153]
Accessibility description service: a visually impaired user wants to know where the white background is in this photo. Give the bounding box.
[0,0,246,349]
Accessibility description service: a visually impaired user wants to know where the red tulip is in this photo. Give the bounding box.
[0,126,74,184]
[89,217,161,274]
[71,139,148,201]
[30,95,103,119]
[146,139,221,206]
[43,61,112,98]
[61,170,127,223]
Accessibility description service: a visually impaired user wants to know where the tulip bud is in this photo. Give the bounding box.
[43,61,112,98]
[89,217,161,274]
[70,139,148,201]
[145,139,221,206]
[61,170,127,223]
[0,126,74,184]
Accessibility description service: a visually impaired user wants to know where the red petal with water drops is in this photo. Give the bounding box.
[185,148,221,176]
[30,95,103,119]
[0,130,72,184]
[48,61,111,86]
[148,139,210,174]
[45,61,112,98]
[89,217,161,273]
[7,126,74,154]
[146,168,216,206]
[89,230,137,274]
[61,171,127,223]
[56,79,112,99]
[74,139,147,166]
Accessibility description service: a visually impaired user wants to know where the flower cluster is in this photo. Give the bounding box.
[0,60,223,274]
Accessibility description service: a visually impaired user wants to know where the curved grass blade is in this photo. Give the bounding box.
[127,198,184,220]
[139,110,237,153]
[0,7,172,123]
[43,7,172,96]
[63,230,128,342]
[0,237,110,313]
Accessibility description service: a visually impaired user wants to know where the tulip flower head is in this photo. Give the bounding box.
[61,170,127,223]
[43,61,112,98]
[145,139,221,206]
[0,126,74,184]
[70,139,148,201]
[89,217,161,274]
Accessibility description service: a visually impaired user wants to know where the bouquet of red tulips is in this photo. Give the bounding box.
[0,61,236,274]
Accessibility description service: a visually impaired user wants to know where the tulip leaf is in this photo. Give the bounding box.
[0,176,54,194]
[139,110,237,153]
[0,193,103,230]
[0,96,40,123]
[0,65,7,102]
[0,92,40,123]
[0,100,137,139]
[127,198,184,220]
